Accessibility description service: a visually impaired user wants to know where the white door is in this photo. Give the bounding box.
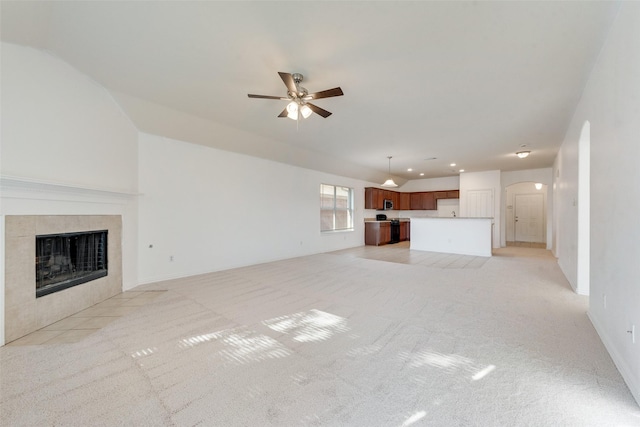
[515,194,544,242]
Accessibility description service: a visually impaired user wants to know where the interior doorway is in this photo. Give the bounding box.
[515,193,544,242]
[506,182,547,247]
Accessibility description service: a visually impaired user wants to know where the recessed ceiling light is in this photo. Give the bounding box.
[450,163,456,167]
[459,169,465,173]
[420,173,424,176]
[516,151,531,159]
[407,168,413,172]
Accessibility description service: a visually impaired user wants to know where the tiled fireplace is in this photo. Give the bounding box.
[4,215,122,343]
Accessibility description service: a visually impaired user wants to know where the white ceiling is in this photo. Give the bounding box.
[1,1,620,184]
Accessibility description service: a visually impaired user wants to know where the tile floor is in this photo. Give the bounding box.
[331,241,490,268]
[6,290,165,346]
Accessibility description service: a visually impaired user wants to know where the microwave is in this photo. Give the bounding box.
[383,199,393,210]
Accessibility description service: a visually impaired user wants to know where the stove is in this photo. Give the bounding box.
[389,219,400,243]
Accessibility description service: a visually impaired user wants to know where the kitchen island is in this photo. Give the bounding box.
[410,217,492,257]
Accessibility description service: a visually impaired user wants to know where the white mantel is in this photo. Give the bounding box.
[410,217,493,257]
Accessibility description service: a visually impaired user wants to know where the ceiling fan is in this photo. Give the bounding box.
[248,72,343,120]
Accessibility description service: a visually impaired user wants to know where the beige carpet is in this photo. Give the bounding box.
[2,246,639,426]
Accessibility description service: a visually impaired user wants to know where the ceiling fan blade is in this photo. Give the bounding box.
[278,107,288,118]
[307,103,332,118]
[306,87,344,100]
[248,94,287,100]
[278,72,298,94]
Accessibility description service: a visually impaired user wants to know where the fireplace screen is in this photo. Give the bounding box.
[35,230,108,298]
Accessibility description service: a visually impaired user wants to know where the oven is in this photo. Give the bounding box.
[390,219,400,244]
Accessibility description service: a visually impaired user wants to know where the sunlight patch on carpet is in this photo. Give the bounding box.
[400,350,496,382]
[177,328,291,365]
[262,309,350,343]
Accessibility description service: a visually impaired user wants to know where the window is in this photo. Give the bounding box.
[320,184,354,232]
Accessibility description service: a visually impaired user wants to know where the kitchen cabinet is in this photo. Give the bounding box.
[391,191,400,208]
[365,188,384,209]
[363,187,373,209]
[364,188,399,210]
[410,192,421,210]
[400,221,410,241]
[365,221,391,246]
[411,192,435,210]
[423,192,436,210]
[399,192,411,210]
[434,191,447,200]
[365,187,458,210]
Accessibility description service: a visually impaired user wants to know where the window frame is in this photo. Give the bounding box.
[320,184,355,233]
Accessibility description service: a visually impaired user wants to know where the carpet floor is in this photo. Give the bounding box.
[2,246,639,426]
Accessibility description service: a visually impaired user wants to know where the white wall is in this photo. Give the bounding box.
[0,43,139,345]
[459,170,501,248]
[554,3,640,405]
[1,43,138,193]
[398,176,460,193]
[501,168,553,248]
[137,133,367,284]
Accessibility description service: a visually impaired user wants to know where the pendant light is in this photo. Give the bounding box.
[381,156,398,187]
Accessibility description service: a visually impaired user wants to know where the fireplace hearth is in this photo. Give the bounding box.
[36,230,108,298]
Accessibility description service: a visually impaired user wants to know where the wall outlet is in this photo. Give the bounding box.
[169,255,174,262]
[603,294,607,309]
[631,325,636,344]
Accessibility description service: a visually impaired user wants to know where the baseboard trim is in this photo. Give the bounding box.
[588,311,640,407]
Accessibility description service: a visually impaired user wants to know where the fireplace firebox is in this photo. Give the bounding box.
[35,230,108,298]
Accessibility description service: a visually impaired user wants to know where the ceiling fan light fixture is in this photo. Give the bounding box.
[286,101,299,120]
[516,151,531,159]
[300,104,312,119]
[248,72,343,120]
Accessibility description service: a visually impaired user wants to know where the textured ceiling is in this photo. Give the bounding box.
[0,1,620,183]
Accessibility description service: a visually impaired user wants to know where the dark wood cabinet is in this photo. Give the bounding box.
[365,221,391,246]
[365,187,384,209]
[399,192,411,210]
[365,221,410,245]
[423,192,435,210]
[411,192,435,210]
[410,192,422,210]
[391,191,400,208]
[434,191,447,199]
[399,221,410,241]
[365,187,458,211]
